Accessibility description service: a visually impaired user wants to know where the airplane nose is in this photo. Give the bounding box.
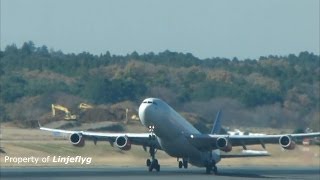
[138,99,156,126]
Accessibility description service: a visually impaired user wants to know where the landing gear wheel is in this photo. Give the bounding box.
[205,165,211,174]
[147,146,160,172]
[183,160,188,169]
[154,159,158,166]
[146,159,151,167]
[178,161,183,168]
[205,161,218,175]
[213,165,218,175]
[155,164,160,172]
[148,165,153,172]
[148,159,159,172]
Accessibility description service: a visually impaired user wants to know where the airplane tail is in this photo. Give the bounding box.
[211,110,222,134]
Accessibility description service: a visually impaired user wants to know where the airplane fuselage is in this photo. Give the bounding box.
[139,98,221,167]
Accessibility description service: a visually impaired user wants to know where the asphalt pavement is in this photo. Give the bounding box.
[1,165,319,180]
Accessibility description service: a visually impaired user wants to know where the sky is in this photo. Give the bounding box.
[1,0,319,59]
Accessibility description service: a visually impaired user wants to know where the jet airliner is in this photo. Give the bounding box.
[40,98,320,174]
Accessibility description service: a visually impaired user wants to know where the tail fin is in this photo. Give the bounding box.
[211,110,222,134]
[38,121,42,128]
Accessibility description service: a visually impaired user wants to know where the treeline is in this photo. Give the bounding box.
[0,41,319,130]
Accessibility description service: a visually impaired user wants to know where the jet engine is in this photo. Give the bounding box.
[216,137,232,152]
[115,136,131,151]
[279,135,295,150]
[69,133,85,147]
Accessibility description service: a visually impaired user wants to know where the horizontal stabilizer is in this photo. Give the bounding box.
[221,151,270,158]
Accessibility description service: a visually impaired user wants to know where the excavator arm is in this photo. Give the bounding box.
[51,104,77,120]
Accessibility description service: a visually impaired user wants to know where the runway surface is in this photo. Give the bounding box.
[1,166,319,180]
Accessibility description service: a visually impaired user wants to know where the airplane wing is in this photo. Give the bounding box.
[39,125,161,149]
[186,132,320,151]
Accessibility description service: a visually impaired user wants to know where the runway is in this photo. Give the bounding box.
[1,166,319,180]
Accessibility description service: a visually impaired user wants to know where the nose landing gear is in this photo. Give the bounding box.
[146,146,160,172]
[146,125,160,172]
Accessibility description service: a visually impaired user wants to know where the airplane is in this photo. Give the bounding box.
[40,98,320,174]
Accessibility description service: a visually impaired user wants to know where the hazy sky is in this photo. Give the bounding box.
[1,0,319,59]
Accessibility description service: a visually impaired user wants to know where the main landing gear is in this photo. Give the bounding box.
[146,146,160,172]
[205,161,218,175]
[177,158,188,169]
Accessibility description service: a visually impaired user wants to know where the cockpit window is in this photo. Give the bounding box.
[143,100,157,105]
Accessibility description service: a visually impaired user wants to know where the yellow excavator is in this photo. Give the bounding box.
[78,103,93,110]
[51,104,77,120]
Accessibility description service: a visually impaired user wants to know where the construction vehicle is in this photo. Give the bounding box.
[78,103,93,110]
[131,114,140,121]
[125,108,140,124]
[51,104,77,120]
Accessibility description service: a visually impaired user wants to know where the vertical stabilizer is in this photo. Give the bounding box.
[211,110,222,134]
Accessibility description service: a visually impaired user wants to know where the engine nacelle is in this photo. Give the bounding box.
[279,135,295,150]
[69,133,85,147]
[216,137,232,152]
[115,136,131,151]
